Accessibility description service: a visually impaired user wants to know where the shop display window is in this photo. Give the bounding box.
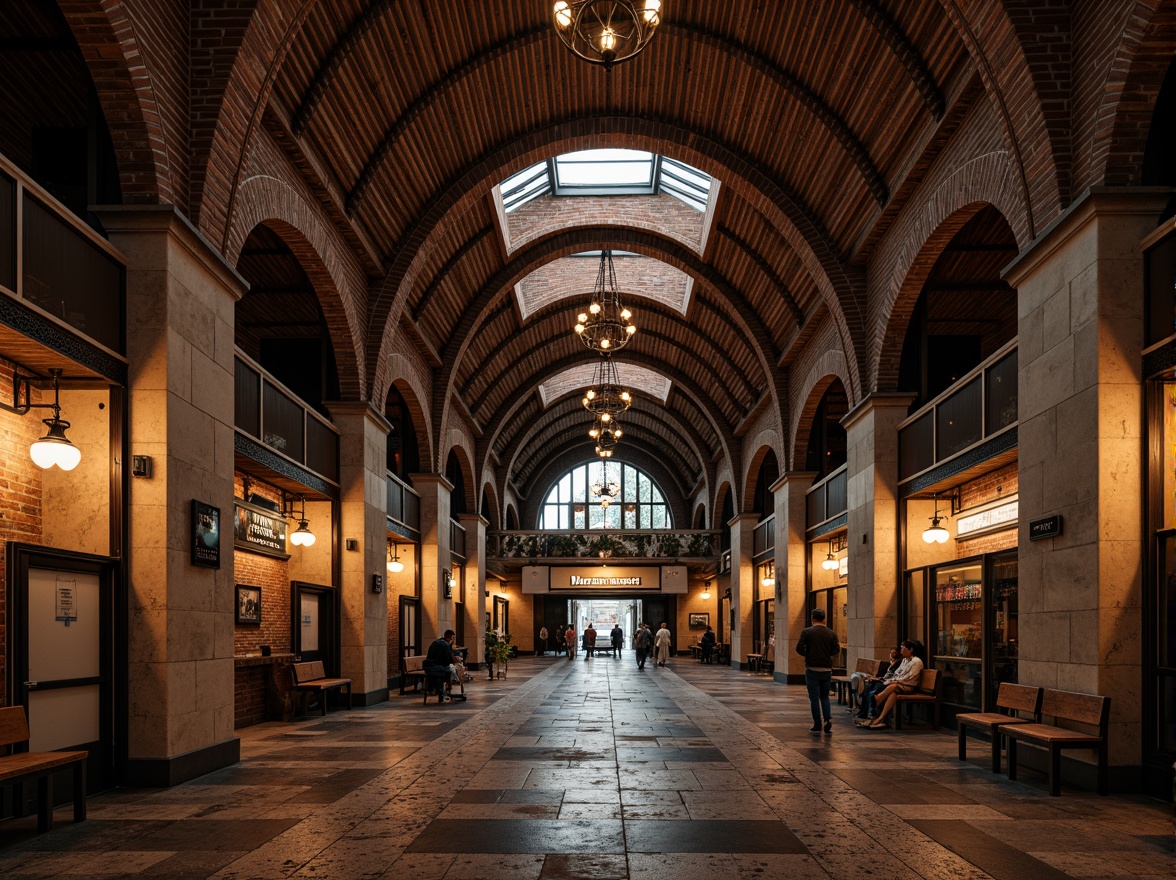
[933,562,983,710]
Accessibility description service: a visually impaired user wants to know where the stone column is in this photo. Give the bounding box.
[411,473,454,641]
[727,512,759,669]
[326,402,390,705]
[100,205,244,786]
[1006,189,1170,777]
[774,471,815,683]
[457,512,488,667]
[843,393,914,664]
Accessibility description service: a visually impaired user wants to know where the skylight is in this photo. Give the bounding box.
[498,150,713,214]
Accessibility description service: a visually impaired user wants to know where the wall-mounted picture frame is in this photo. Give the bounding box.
[236,584,262,625]
[191,499,221,569]
[688,612,710,629]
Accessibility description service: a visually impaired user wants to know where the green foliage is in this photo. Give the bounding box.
[486,630,513,667]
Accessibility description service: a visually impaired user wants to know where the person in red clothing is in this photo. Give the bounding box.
[565,625,576,660]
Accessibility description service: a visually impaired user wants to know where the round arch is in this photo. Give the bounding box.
[227,177,366,400]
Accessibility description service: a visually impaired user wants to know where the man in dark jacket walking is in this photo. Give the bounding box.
[796,608,840,734]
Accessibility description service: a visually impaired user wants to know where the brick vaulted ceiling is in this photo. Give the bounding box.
[256,0,973,499]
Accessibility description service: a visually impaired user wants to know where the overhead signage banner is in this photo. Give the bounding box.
[234,500,290,560]
[550,565,661,591]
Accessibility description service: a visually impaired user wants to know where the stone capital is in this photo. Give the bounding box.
[95,204,248,301]
[842,393,916,433]
[771,471,816,494]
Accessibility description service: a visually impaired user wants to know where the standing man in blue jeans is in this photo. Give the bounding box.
[796,608,840,734]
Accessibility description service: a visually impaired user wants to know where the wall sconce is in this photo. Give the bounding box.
[0,367,82,470]
[386,540,404,573]
[922,493,951,544]
[701,581,711,600]
[760,562,775,588]
[284,494,316,547]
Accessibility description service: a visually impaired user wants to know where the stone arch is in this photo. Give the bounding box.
[479,477,501,530]
[228,175,365,400]
[1090,0,1174,186]
[871,152,1025,393]
[59,0,174,204]
[937,0,1065,231]
[443,431,478,516]
[742,435,783,516]
[791,353,853,471]
[385,360,434,484]
[692,503,708,530]
[792,374,851,476]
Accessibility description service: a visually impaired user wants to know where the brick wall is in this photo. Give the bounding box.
[0,368,45,707]
[233,472,291,655]
[233,664,267,728]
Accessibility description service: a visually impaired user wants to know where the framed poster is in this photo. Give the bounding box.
[688,612,710,629]
[236,584,262,625]
[191,500,221,569]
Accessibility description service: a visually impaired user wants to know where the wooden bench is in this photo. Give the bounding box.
[0,706,87,832]
[292,661,352,716]
[585,643,617,657]
[832,658,886,708]
[956,683,1043,773]
[893,668,941,729]
[400,654,427,695]
[1001,688,1111,796]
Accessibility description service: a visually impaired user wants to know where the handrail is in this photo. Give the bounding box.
[234,349,339,436]
[898,338,1018,431]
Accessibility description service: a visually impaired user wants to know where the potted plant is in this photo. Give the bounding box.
[485,630,513,679]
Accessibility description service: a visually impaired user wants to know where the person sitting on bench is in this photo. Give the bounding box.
[855,647,900,721]
[700,625,717,664]
[423,629,459,702]
[859,640,926,729]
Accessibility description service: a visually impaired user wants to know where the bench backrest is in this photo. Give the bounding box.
[854,657,885,676]
[403,655,425,674]
[0,706,30,751]
[294,660,325,683]
[1040,689,1110,732]
[915,668,939,695]
[995,683,1042,719]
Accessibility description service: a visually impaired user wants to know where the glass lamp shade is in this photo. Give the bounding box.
[29,418,81,470]
[290,520,316,547]
[761,576,775,588]
[700,589,711,600]
[387,557,404,573]
[821,554,839,571]
[922,518,950,544]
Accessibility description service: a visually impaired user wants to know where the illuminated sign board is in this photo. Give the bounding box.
[955,498,1018,539]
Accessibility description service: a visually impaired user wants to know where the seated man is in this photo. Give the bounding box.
[423,629,458,702]
[855,647,900,720]
[700,625,717,663]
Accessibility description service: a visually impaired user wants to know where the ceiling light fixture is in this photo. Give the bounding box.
[923,494,951,544]
[701,581,711,600]
[574,250,636,353]
[552,1,662,70]
[581,356,633,417]
[284,494,316,547]
[387,540,404,573]
[821,541,839,571]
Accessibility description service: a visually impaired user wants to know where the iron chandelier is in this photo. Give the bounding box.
[581,356,633,417]
[574,250,636,353]
[552,1,662,70]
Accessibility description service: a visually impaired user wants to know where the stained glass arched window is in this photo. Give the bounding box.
[538,460,671,530]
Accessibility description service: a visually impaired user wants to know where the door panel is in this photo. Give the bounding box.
[300,593,321,653]
[29,686,100,751]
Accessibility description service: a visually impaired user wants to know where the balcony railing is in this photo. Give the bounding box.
[0,152,125,356]
[806,463,848,530]
[451,519,466,559]
[489,530,720,561]
[753,515,775,557]
[386,471,420,536]
[234,351,339,484]
[898,341,1018,483]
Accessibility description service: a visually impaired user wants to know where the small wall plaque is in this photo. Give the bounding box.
[1028,514,1063,541]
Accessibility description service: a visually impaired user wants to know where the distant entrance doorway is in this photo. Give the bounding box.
[570,598,640,650]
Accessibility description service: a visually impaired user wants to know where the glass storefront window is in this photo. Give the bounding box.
[933,561,983,710]
[989,552,1018,700]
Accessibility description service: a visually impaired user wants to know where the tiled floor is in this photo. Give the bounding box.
[1,655,1172,879]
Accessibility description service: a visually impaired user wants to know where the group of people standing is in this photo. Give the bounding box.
[545,620,673,669]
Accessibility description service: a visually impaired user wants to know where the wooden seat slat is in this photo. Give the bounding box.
[1001,688,1110,796]
[956,684,1043,773]
[0,706,87,832]
[292,661,352,716]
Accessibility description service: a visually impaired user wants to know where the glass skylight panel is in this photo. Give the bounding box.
[501,161,550,212]
[554,149,656,191]
[658,157,712,212]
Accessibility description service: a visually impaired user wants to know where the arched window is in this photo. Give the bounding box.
[539,461,672,530]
